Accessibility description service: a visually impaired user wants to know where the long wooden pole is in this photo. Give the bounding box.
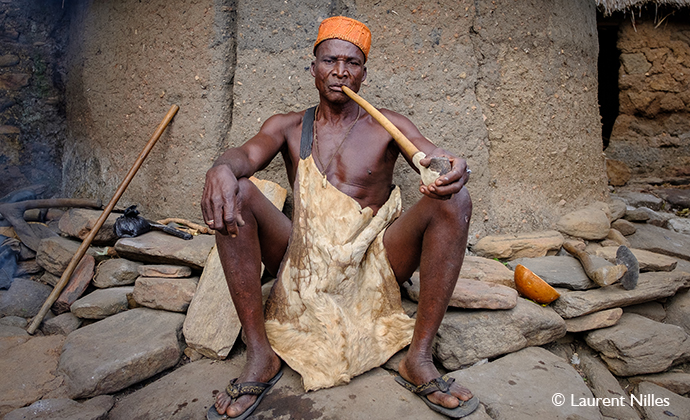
[27,104,179,334]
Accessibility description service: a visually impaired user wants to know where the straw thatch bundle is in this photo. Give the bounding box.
[597,0,690,15]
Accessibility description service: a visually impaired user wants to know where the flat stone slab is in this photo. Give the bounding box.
[58,307,185,398]
[585,313,690,376]
[655,188,690,210]
[133,276,198,313]
[556,206,611,240]
[614,191,664,210]
[137,264,192,278]
[434,298,566,370]
[623,301,666,322]
[183,245,240,359]
[36,236,105,276]
[668,217,690,234]
[636,381,690,420]
[471,230,564,261]
[564,308,622,333]
[627,223,690,261]
[41,312,82,335]
[405,273,517,309]
[578,347,639,419]
[70,286,133,319]
[551,271,690,318]
[628,372,690,396]
[450,346,602,420]
[58,208,119,245]
[0,335,69,417]
[593,246,677,272]
[93,258,142,288]
[508,255,597,290]
[0,278,52,317]
[664,288,690,335]
[4,396,114,420]
[114,231,215,270]
[109,357,490,420]
[457,255,516,288]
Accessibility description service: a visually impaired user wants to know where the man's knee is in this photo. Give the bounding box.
[435,187,472,227]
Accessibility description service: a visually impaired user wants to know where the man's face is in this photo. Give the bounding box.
[311,39,367,103]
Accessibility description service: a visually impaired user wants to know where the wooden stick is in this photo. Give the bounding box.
[27,104,179,334]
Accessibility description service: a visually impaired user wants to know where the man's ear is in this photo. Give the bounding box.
[362,66,367,83]
[310,61,316,77]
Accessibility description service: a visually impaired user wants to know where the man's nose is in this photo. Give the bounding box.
[332,61,347,77]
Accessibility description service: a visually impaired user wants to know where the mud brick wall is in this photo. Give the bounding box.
[0,0,69,198]
[605,12,690,179]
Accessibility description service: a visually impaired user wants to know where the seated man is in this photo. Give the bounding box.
[202,16,475,419]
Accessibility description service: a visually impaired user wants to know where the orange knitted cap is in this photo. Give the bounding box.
[314,16,371,62]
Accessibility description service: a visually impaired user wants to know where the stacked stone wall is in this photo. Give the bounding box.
[606,11,690,179]
[0,0,69,198]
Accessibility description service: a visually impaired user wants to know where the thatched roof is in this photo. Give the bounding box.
[596,0,690,15]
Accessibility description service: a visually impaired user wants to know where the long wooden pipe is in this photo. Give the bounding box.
[341,86,450,185]
[27,104,179,334]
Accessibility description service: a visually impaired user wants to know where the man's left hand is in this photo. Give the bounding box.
[418,149,470,200]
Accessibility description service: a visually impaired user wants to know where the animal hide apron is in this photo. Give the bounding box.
[264,106,415,391]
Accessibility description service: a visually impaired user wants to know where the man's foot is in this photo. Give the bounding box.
[214,350,282,417]
[398,353,473,410]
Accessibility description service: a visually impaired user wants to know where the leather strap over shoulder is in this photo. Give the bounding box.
[300,106,317,160]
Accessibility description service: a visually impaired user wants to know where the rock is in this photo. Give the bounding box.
[59,307,185,398]
[0,315,27,328]
[36,236,105,276]
[471,230,563,261]
[93,258,142,288]
[585,313,690,376]
[628,372,690,396]
[624,207,651,222]
[183,245,241,359]
[614,191,664,211]
[114,231,215,270]
[592,246,677,272]
[70,286,133,319]
[58,208,119,245]
[564,308,623,333]
[456,255,516,288]
[578,347,640,419]
[132,276,198,313]
[606,228,629,246]
[405,273,517,309]
[4,396,114,420]
[137,264,192,278]
[0,325,29,337]
[109,357,476,420]
[41,312,83,335]
[606,159,631,186]
[0,335,68,417]
[552,271,689,318]
[668,217,690,235]
[556,207,611,240]
[635,381,690,420]
[623,301,666,322]
[0,73,30,90]
[434,298,566,370]
[627,223,690,261]
[0,54,19,67]
[0,278,52,317]
[508,255,597,290]
[637,207,674,227]
[611,218,637,235]
[664,288,690,335]
[40,271,60,286]
[608,199,627,221]
[655,188,690,210]
[449,347,602,420]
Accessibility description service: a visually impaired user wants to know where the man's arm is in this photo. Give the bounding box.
[381,109,470,200]
[201,114,291,236]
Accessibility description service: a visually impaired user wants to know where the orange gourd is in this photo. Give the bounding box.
[514,264,560,304]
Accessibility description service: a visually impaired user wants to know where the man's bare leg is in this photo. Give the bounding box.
[383,187,473,409]
[214,178,291,417]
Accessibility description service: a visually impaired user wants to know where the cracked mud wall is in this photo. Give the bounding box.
[63,0,605,239]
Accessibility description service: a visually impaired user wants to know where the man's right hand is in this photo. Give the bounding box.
[201,164,245,237]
